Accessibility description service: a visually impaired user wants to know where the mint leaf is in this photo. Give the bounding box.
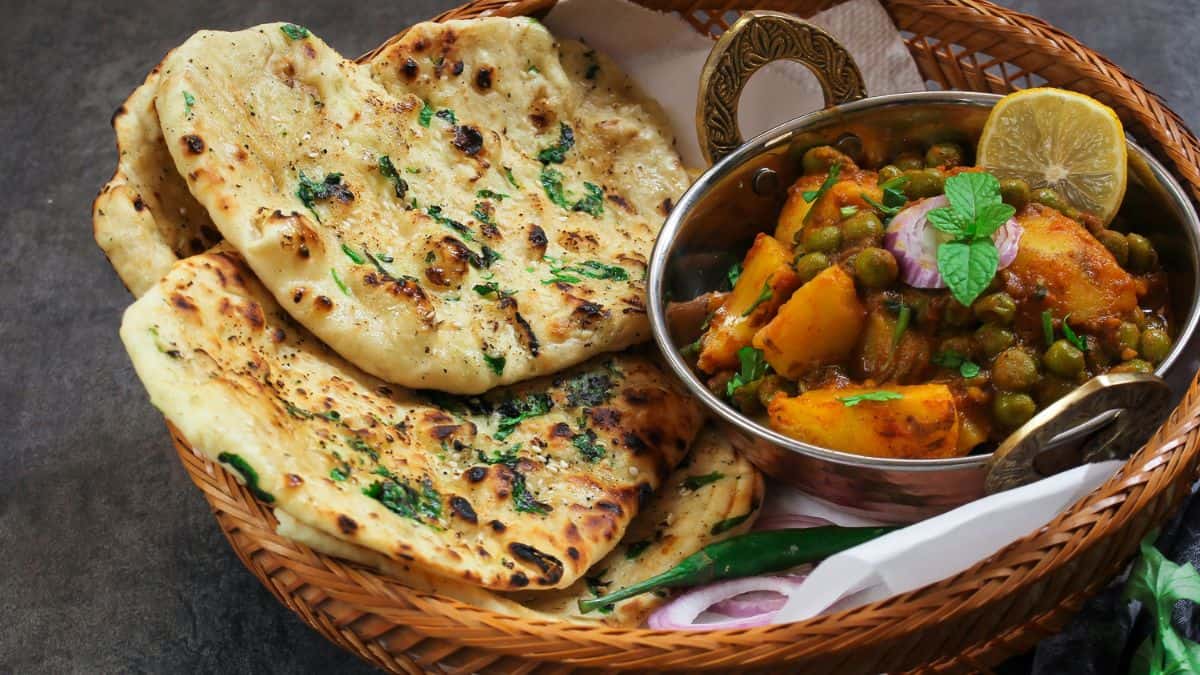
[937,239,998,306]
[1125,535,1200,675]
[926,207,967,236]
[975,202,1016,238]
[944,171,1002,231]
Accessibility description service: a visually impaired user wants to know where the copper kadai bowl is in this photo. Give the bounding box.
[648,12,1200,522]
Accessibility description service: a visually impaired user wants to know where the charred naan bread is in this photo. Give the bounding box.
[121,251,702,590]
[152,20,687,394]
[93,65,221,296]
[273,509,545,619]
[275,427,763,627]
[506,428,763,626]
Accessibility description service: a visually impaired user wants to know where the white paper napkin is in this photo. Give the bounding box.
[544,0,925,168]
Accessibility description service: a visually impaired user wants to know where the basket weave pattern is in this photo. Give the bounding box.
[171,1,1200,672]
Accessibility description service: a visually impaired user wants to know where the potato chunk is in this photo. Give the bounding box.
[752,265,865,378]
[775,173,882,250]
[697,234,800,373]
[1005,205,1137,326]
[767,384,961,459]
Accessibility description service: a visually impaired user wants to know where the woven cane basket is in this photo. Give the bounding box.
[168,1,1200,672]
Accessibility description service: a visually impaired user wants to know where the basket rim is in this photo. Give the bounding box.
[168,0,1200,671]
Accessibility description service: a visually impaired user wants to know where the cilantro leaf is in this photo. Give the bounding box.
[330,268,350,296]
[937,238,998,307]
[682,471,725,490]
[539,167,572,210]
[862,193,902,217]
[572,182,604,217]
[838,391,903,407]
[280,24,310,40]
[740,281,773,317]
[378,155,409,199]
[802,162,841,203]
[726,262,742,290]
[725,346,769,398]
[418,101,434,128]
[1062,313,1088,352]
[476,189,509,201]
[571,429,606,462]
[182,91,195,118]
[502,166,520,189]
[1042,310,1056,348]
[341,243,365,265]
[537,122,576,164]
[880,176,910,209]
[483,353,506,375]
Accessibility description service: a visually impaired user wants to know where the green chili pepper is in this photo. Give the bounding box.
[576,525,897,612]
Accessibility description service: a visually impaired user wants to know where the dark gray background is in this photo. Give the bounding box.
[2,1,1194,672]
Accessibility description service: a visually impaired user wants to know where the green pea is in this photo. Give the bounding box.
[1140,328,1172,364]
[802,146,848,175]
[992,348,1040,391]
[802,226,842,253]
[1110,358,1154,374]
[993,392,1037,430]
[1116,321,1141,354]
[794,252,830,283]
[973,292,1016,324]
[901,169,946,199]
[1036,376,1077,406]
[1096,230,1129,267]
[894,152,924,171]
[1126,233,1158,273]
[975,323,1015,358]
[878,165,903,183]
[1043,339,1085,377]
[854,247,899,288]
[925,142,964,168]
[999,178,1031,210]
[1032,187,1080,218]
[842,211,884,244]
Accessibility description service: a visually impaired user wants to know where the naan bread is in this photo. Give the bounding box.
[275,426,763,627]
[505,427,764,626]
[121,251,702,590]
[93,65,221,296]
[153,20,687,394]
[272,509,545,620]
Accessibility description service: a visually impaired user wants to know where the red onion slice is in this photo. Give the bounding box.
[884,195,1023,289]
[646,574,809,630]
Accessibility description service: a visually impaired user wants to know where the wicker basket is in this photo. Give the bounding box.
[170,1,1200,672]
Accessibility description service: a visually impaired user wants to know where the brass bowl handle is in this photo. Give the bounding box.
[697,11,867,165]
[984,373,1173,494]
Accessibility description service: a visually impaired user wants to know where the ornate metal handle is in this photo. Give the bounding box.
[696,11,867,165]
[984,373,1173,494]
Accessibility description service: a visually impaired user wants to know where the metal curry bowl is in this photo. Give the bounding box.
[646,12,1200,522]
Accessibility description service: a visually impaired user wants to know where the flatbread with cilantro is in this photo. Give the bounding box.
[121,251,703,590]
[152,19,687,394]
[93,65,221,296]
[504,426,764,626]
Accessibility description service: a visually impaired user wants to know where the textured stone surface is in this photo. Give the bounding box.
[0,0,1195,672]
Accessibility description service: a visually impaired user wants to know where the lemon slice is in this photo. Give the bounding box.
[978,87,1127,224]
